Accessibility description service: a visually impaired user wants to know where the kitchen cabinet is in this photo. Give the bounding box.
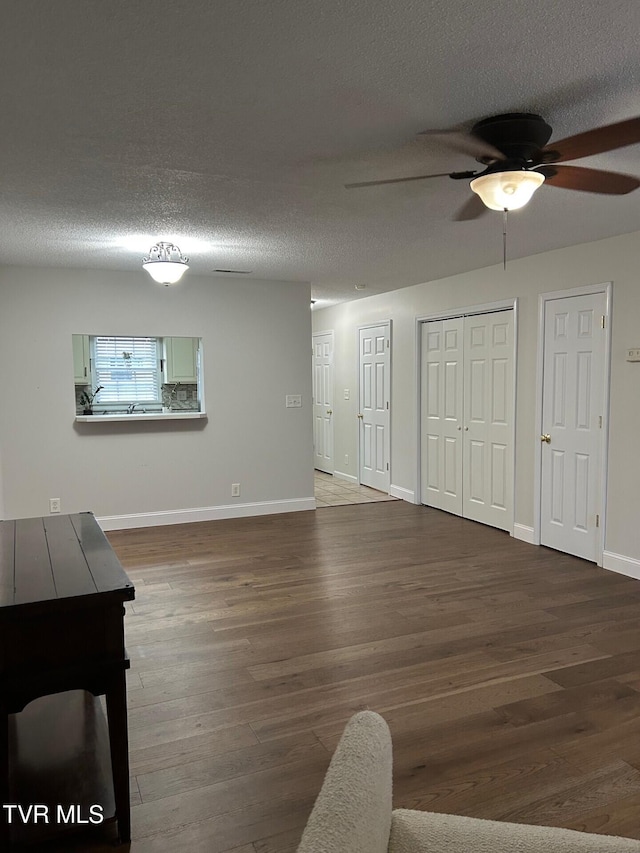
[72,334,91,384]
[163,336,199,383]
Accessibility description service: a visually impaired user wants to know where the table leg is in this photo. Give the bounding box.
[105,674,130,844]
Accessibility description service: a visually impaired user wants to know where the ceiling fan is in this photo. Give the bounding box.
[345,113,640,220]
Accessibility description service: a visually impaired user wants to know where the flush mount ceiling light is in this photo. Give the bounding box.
[142,242,189,285]
[470,169,545,211]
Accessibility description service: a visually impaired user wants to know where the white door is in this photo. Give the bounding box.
[540,293,606,561]
[359,324,390,491]
[463,312,514,531]
[420,317,464,515]
[312,332,334,473]
[420,310,514,532]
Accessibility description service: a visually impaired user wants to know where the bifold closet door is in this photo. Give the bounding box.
[462,312,514,531]
[421,310,514,533]
[420,317,464,515]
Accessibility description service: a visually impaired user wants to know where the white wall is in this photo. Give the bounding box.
[0,267,314,527]
[0,445,4,520]
[313,230,640,566]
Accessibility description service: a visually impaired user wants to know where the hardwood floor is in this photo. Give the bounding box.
[32,502,640,850]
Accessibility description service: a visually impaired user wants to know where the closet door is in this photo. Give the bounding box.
[462,311,514,531]
[421,310,514,533]
[420,317,464,515]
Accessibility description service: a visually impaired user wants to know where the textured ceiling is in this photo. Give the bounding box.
[1,0,639,304]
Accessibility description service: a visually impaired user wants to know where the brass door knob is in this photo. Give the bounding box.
[357,413,363,419]
[326,410,332,415]
[540,434,551,443]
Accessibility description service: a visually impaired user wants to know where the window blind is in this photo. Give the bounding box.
[92,337,160,403]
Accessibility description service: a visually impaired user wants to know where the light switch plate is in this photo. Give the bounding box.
[627,348,640,362]
[344,389,350,400]
[286,394,302,408]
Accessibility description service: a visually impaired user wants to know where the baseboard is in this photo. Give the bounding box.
[98,496,316,531]
[333,470,358,484]
[390,485,416,503]
[602,550,640,581]
[513,523,536,544]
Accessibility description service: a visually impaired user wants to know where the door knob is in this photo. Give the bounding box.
[326,410,332,415]
[357,413,363,419]
[540,433,551,443]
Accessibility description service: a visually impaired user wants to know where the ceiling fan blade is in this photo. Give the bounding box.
[344,171,452,189]
[452,194,488,221]
[539,164,640,194]
[418,129,506,162]
[544,116,640,163]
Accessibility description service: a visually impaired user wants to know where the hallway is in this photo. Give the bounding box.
[314,470,398,507]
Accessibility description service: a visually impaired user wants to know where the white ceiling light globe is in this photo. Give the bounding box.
[142,242,190,285]
[470,170,545,211]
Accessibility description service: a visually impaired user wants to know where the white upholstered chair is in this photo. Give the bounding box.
[297,710,640,853]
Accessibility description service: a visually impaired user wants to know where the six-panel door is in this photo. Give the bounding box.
[359,325,390,492]
[312,332,334,474]
[540,293,606,561]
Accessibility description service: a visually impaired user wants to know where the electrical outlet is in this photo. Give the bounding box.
[345,454,349,465]
[231,483,240,497]
[344,389,350,400]
[49,497,61,514]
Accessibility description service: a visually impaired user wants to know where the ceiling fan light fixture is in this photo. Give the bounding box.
[142,242,189,285]
[470,170,545,211]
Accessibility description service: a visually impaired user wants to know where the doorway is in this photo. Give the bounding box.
[314,471,398,507]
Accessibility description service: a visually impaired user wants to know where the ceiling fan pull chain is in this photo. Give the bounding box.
[503,208,508,270]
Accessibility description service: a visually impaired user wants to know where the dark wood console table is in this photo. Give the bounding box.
[0,512,135,849]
